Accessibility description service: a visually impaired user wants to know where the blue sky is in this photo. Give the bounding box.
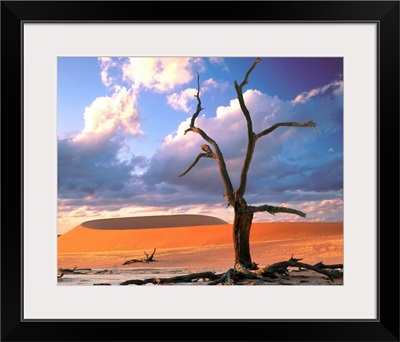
[57,57,343,234]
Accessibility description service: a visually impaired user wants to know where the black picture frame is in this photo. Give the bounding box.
[1,1,399,341]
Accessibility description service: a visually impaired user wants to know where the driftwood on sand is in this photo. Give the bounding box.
[119,255,343,285]
[123,248,157,265]
[58,266,92,278]
[120,271,219,285]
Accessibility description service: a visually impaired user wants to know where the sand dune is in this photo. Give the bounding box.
[81,214,228,229]
[59,219,342,253]
[58,215,343,270]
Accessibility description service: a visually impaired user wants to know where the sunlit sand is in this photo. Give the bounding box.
[58,215,343,285]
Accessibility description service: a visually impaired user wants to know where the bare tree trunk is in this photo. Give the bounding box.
[179,58,316,273]
[233,211,255,269]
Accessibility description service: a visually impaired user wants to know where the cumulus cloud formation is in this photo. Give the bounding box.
[121,57,205,92]
[202,78,229,95]
[58,133,148,199]
[74,87,142,142]
[58,57,343,233]
[144,84,343,216]
[166,88,197,113]
[166,78,229,113]
[58,57,210,232]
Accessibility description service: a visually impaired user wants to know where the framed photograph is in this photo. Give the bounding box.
[1,1,399,341]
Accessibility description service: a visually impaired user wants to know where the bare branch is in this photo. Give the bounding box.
[233,59,318,200]
[240,204,306,217]
[189,71,204,128]
[261,257,343,279]
[237,57,261,89]
[182,81,236,204]
[233,59,262,198]
[256,121,318,140]
[181,62,319,210]
[178,152,213,177]
[234,59,260,137]
[123,249,157,265]
[149,248,157,259]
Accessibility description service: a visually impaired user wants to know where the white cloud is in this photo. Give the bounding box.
[333,81,344,96]
[166,78,229,113]
[98,57,119,89]
[166,88,197,113]
[145,89,310,191]
[59,59,344,232]
[165,88,310,152]
[73,87,142,142]
[252,197,343,223]
[209,57,229,71]
[292,80,343,104]
[202,78,218,88]
[122,57,205,93]
[298,198,343,213]
[209,57,224,64]
[202,78,229,93]
[144,81,343,217]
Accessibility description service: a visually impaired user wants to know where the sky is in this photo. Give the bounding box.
[57,57,343,234]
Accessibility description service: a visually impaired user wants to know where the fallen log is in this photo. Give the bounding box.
[58,266,92,274]
[259,255,343,281]
[119,255,343,285]
[313,261,343,270]
[120,271,220,285]
[123,248,157,265]
[95,269,112,274]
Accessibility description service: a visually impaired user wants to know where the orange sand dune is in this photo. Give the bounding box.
[58,221,342,254]
[81,214,228,229]
[58,216,343,270]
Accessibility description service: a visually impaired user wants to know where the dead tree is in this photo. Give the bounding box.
[179,58,318,272]
[123,248,157,265]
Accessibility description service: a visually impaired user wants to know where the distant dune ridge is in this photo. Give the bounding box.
[81,214,228,229]
[58,214,343,270]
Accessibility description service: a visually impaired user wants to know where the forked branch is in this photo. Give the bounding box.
[189,71,204,128]
[234,58,318,199]
[237,57,261,89]
[178,144,216,177]
[180,72,235,205]
[180,58,318,212]
[233,59,261,198]
[256,120,318,140]
[233,58,261,136]
[123,248,157,265]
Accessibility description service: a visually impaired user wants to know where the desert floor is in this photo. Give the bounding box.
[58,216,343,285]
